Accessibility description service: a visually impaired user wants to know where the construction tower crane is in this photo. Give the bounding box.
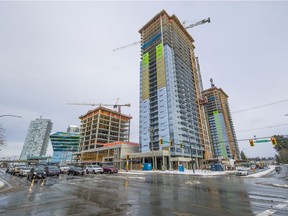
[113,17,210,52]
[183,17,210,29]
[66,102,131,113]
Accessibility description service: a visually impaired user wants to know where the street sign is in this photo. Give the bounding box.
[254,139,270,143]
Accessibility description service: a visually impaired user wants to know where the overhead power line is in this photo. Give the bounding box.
[237,123,288,133]
[233,99,288,114]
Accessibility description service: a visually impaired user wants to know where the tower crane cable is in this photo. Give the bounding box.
[232,98,288,114]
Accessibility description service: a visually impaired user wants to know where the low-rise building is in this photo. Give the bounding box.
[73,141,139,169]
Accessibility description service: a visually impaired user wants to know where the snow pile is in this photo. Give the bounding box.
[0,179,4,189]
[244,166,275,178]
[119,169,230,176]
[272,183,288,188]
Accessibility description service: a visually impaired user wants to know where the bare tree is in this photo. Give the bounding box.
[0,123,6,150]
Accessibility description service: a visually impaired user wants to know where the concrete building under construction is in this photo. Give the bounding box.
[139,10,212,169]
[203,79,240,160]
[78,106,132,152]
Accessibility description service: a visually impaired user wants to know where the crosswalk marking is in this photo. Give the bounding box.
[256,209,276,216]
[256,199,288,216]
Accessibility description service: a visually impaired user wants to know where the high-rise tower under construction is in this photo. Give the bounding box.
[139,10,212,165]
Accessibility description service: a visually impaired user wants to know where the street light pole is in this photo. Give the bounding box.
[187,129,195,173]
[150,127,155,170]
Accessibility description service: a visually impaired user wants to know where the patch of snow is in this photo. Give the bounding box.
[272,183,288,189]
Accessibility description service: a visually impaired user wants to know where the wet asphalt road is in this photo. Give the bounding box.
[0,168,287,216]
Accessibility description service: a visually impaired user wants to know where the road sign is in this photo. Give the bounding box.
[254,139,269,143]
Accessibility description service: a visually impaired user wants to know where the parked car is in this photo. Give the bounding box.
[67,166,85,176]
[6,165,14,174]
[275,166,281,173]
[44,166,60,176]
[27,167,46,181]
[19,167,34,177]
[59,165,70,174]
[11,165,26,176]
[102,166,118,174]
[236,168,248,176]
[85,165,103,174]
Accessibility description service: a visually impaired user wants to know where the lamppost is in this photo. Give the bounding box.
[186,129,195,173]
[149,127,155,170]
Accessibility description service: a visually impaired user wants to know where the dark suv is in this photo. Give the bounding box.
[67,166,85,176]
[27,167,46,181]
[45,166,60,176]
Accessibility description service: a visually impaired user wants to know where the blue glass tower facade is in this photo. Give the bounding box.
[50,132,80,163]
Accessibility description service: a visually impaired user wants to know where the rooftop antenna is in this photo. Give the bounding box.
[210,78,215,88]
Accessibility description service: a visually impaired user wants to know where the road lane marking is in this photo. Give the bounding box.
[274,203,287,209]
[256,209,276,216]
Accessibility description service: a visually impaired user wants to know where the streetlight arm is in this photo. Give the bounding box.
[0,115,22,118]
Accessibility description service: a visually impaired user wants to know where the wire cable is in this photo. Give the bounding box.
[233,99,288,114]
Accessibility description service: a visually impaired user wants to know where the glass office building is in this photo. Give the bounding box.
[50,132,80,163]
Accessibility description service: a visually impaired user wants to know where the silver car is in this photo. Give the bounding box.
[85,165,103,174]
[19,167,33,177]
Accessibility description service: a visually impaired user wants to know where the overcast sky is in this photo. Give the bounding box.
[0,1,287,159]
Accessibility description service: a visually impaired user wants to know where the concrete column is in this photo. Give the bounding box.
[96,151,99,162]
[195,158,199,169]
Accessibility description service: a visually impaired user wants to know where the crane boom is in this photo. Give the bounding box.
[113,41,141,52]
[113,17,210,52]
[66,102,131,113]
[185,17,210,29]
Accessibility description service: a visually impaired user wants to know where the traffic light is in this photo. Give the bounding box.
[160,138,163,145]
[249,139,254,147]
[180,143,183,148]
[271,137,277,145]
[169,140,173,146]
[126,155,129,160]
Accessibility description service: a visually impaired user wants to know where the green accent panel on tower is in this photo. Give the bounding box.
[142,53,150,101]
[156,43,163,58]
[142,53,149,65]
[156,43,166,89]
[213,111,228,158]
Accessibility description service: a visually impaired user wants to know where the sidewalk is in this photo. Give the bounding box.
[0,169,5,190]
[119,166,276,177]
[244,165,275,178]
[119,169,230,176]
